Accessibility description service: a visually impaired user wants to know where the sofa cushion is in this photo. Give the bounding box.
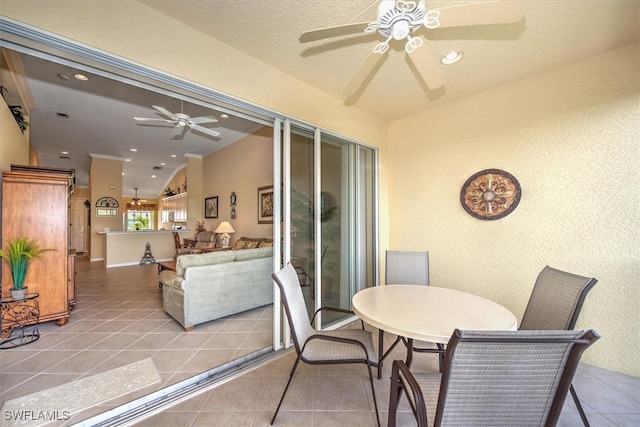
[258,238,274,248]
[175,250,236,277]
[231,236,266,250]
[234,246,273,262]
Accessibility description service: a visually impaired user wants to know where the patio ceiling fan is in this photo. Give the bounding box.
[134,101,220,139]
[299,0,526,97]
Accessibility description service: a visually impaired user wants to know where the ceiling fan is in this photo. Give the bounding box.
[299,0,526,97]
[131,187,147,205]
[134,101,221,139]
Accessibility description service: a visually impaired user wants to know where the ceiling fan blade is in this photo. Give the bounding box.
[407,38,446,90]
[190,115,218,125]
[172,125,187,139]
[191,124,221,138]
[300,22,370,43]
[133,117,170,122]
[343,51,387,98]
[436,1,526,28]
[152,105,176,118]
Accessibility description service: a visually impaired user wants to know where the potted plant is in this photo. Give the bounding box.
[290,189,341,301]
[0,237,54,300]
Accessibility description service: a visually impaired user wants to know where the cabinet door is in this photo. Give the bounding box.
[2,171,70,324]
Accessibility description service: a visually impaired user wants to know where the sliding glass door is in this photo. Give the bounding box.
[283,122,377,329]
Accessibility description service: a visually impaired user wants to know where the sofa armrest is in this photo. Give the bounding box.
[159,270,184,292]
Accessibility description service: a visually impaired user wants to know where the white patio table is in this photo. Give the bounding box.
[352,285,518,378]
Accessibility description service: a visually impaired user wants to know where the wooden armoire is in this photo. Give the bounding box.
[2,166,75,325]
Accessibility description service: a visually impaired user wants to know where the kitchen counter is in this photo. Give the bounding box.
[102,230,192,268]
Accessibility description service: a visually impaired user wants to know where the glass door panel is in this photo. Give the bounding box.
[289,125,316,320]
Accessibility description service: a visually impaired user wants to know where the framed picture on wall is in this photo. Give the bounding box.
[205,196,218,218]
[258,185,274,224]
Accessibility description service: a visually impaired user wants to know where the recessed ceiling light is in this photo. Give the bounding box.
[151,175,156,178]
[61,151,69,155]
[122,172,125,175]
[130,148,138,152]
[441,50,463,65]
[125,158,131,162]
[160,162,166,166]
[73,73,89,81]
[170,154,177,158]
[220,114,229,119]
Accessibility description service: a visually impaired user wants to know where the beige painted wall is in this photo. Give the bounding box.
[1,2,637,376]
[89,157,123,262]
[388,43,640,376]
[0,101,29,171]
[201,126,274,246]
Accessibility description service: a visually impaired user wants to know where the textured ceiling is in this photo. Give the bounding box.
[139,0,639,121]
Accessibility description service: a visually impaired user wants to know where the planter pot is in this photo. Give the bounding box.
[10,287,27,300]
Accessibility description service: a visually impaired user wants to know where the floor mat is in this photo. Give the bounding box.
[1,358,160,426]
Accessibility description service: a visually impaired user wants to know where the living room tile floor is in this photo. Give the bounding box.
[1,256,638,426]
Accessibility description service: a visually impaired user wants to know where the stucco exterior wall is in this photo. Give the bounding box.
[388,43,640,376]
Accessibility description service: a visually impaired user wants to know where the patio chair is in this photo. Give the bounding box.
[385,250,430,286]
[388,328,600,427]
[271,263,380,427]
[384,250,443,374]
[520,265,598,427]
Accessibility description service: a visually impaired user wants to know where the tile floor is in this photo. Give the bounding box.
[1,256,639,427]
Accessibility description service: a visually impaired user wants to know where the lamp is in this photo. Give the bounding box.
[215,221,235,248]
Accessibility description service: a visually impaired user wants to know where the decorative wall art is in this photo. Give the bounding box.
[258,185,274,224]
[95,196,119,216]
[205,196,219,219]
[230,192,237,219]
[460,169,521,220]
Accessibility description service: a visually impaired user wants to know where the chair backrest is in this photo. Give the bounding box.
[272,263,315,354]
[193,231,218,250]
[172,232,182,250]
[434,329,600,427]
[520,265,597,330]
[385,250,429,285]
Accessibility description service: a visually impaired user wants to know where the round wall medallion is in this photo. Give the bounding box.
[460,169,521,220]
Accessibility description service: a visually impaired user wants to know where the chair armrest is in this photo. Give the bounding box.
[389,360,429,427]
[303,333,375,363]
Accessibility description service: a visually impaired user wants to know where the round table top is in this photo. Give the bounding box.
[352,285,518,344]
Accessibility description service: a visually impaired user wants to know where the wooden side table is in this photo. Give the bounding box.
[1,293,40,349]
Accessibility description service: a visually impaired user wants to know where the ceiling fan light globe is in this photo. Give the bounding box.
[392,20,411,40]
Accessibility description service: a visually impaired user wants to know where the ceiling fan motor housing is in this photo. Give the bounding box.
[377,0,426,40]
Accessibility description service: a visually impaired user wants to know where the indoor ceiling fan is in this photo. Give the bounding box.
[299,0,526,97]
[134,101,220,139]
[131,187,146,205]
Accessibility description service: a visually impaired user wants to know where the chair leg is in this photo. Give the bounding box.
[366,363,381,427]
[388,363,402,427]
[271,356,301,425]
[570,384,591,427]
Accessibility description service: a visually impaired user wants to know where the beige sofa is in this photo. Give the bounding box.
[159,246,273,331]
